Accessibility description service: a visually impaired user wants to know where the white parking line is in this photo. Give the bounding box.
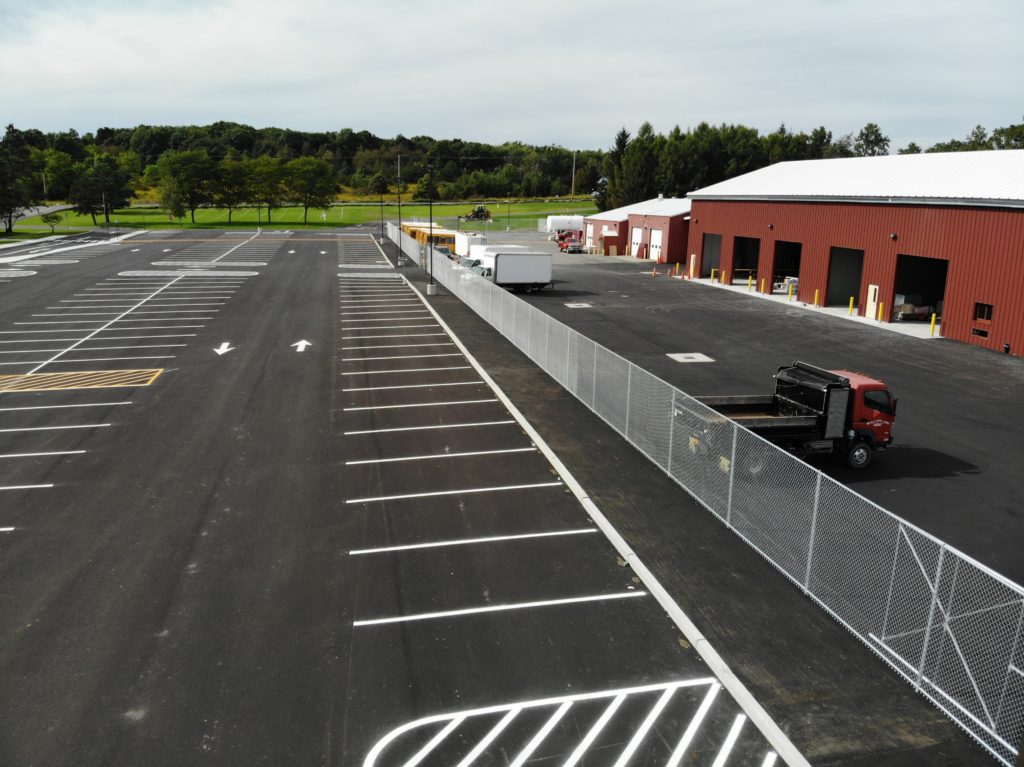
[342,342,454,351]
[343,398,495,412]
[0,424,110,433]
[341,310,424,317]
[0,345,183,353]
[17,318,211,325]
[339,324,438,332]
[564,693,625,767]
[0,484,54,491]
[346,481,562,504]
[342,316,431,323]
[32,311,216,317]
[0,335,196,343]
[0,403,129,412]
[341,366,470,376]
[711,715,747,767]
[353,591,646,627]
[666,683,722,767]
[0,450,86,459]
[349,528,598,555]
[0,326,205,333]
[0,356,173,366]
[342,381,483,392]
[342,353,462,362]
[344,419,515,436]
[346,446,535,465]
[341,333,446,340]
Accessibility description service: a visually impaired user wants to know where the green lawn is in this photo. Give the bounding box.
[15,200,596,232]
[0,229,90,241]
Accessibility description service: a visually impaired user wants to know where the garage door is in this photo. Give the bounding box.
[650,229,663,262]
[630,227,644,258]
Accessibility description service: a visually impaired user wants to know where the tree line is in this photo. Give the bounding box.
[2,118,1022,232]
[597,119,1024,210]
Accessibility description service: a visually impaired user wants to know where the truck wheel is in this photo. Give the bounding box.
[846,441,872,469]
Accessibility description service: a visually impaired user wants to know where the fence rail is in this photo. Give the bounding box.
[387,224,1023,765]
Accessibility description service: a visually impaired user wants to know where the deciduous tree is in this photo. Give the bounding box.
[285,157,336,224]
[0,125,40,234]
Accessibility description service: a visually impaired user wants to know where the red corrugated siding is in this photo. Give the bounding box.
[625,214,688,263]
[687,200,1024,355]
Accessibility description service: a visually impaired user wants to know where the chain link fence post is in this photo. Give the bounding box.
[917,543,947,691]
[726,422,738,528]
[667,390,677,476]
[803,473,822,593]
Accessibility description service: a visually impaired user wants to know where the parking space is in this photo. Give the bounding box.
[335,236,793,765]
[0,238,264,544]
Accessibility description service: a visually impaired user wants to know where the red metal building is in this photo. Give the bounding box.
[584,197,690,262]
[686,150,1024,355]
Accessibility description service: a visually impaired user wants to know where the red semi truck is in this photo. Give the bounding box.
[694,361,897,469]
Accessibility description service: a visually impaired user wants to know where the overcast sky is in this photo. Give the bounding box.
[2,0,1021,153]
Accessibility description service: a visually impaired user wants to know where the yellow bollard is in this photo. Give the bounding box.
[760,278,765,293]
[710,268,717,283]
[930,313,937,336]
[813,288,819,307]
[849,296,855,316]
[747,275,753,292]
[877,302,885,322]
[787,283,794,302]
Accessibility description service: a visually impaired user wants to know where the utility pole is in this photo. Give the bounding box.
[570,149,576,201]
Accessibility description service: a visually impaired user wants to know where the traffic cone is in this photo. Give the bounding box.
[651,266,657,276]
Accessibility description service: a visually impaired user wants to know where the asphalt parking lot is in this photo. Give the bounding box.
[385,236,996,765]
[480,232,1024,587]
[0,228,803,766]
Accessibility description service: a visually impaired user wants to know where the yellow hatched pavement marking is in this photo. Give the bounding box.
[0,369,163,392]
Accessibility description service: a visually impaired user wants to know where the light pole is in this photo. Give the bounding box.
[426,164,436,295]
[379,189,384,243]
[506,191,511,232]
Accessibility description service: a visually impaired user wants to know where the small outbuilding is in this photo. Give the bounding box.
[686,150,1024,356]
[583,197,691,262]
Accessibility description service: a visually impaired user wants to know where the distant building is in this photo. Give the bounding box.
[687,150,1024,356]
[583,197,691,263]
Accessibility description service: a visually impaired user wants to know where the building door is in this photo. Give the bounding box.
[630,227,644,258]
[649,229,663,262]
[700,234,722,277]
[585,223,594,248]
[865,284,879,320]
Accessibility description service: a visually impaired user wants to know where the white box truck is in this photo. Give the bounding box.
[472,251,552,292]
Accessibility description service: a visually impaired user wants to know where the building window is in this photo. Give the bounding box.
[974,302,994,322]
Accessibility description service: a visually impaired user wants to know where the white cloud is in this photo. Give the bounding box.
[1,0,1021,151]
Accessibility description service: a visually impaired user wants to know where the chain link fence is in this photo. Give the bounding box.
[387,225,1024,764]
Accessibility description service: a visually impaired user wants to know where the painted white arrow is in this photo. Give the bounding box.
[319,250,327,255]
[291,340,312,352]
[214,342,234,355]
[288,249,296,254]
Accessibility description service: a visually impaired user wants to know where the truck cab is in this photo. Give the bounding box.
[832,369,897,460]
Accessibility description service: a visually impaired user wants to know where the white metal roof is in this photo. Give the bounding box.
[586,196,692,222]
[688,150,1024,209]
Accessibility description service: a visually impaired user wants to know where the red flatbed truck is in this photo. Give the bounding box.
[695,361,897,469]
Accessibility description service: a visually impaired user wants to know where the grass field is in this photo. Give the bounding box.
[1,229,90,242]
[16,200,596,232]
